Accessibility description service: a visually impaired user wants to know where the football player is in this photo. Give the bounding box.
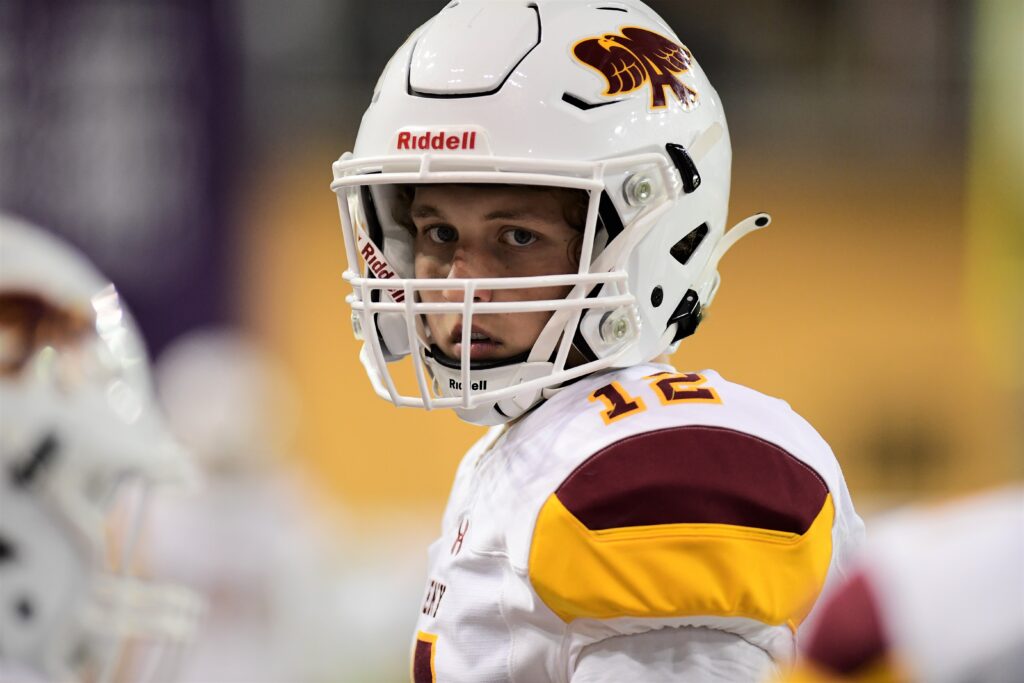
[784,487,1024,683]
[330,1,865,680]
[0,215,203,682]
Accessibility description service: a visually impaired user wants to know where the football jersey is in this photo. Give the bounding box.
[412,363,865,683]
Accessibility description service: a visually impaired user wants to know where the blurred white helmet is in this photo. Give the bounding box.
[0,215,202,682]
[332,0,769,425]
[155,328,301,473]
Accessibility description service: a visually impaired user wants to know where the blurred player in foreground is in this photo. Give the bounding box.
[331,1,864,680]
[0,215,202,682]
[786,486,1024,683]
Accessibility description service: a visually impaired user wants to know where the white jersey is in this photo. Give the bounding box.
[412,363,864,682]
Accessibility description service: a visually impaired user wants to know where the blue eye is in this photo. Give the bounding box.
[502,228,537,247]
[426,225,458,244]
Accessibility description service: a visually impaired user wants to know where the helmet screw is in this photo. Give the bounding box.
[651,286,664,307]
[600,313,632,342]
[612,317,630,339]
[624,174,655,206]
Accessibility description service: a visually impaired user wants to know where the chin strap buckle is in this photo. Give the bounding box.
[668,289,702,343]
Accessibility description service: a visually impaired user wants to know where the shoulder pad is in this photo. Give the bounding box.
[529,425,834,628]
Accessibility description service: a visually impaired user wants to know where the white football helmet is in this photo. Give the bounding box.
[0,215,203,682]
[331,0,770,425]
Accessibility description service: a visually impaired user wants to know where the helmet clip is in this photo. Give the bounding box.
[667,289,702,343]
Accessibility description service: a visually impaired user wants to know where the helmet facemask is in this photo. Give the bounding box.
[333,153,682,424]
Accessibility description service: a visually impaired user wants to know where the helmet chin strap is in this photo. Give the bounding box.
[699,212,771,303]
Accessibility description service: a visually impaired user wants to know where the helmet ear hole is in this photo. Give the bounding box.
[650,286,664,308]
[670,223,709,265]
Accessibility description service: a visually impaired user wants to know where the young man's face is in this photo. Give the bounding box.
[410,184,583,362]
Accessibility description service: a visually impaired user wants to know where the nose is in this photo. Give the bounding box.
[441,253,493,303]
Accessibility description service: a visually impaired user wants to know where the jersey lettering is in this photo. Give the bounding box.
[588,381,646,424]
[645,371,721,405]
[421,580,447,618]
[590,373,720,425]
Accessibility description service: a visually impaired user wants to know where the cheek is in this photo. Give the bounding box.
[412,257,446,339]
[498,284,572,302]
[534,240,579,276]
[413,252,434,278]
[498,285,572,349]
[415,242,461,274]
[498,311,554,353]
[419,289,443,303]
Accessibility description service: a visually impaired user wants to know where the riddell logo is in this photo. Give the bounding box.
[360,242,405,302]
[396,130,477,151]
[450,378,487,391]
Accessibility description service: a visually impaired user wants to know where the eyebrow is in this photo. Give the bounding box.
[410,203,550,222]
[483,209,544,221]
[410,204,444,219]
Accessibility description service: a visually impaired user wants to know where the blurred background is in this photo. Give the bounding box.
[1,0,1021,680]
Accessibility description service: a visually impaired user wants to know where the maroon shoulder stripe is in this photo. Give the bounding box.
[803,571,889,674]
[555,426,828,534]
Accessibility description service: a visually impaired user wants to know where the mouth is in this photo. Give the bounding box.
[450,324,503,359]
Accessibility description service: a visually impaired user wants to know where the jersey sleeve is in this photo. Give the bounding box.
[528,424,835,631]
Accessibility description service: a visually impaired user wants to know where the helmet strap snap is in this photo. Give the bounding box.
[667,289,702,343]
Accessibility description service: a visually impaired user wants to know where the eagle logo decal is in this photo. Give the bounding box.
[572,26,700,111]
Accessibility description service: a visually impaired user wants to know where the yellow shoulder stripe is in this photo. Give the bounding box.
[782,658,908,683]
[528,493,835,626]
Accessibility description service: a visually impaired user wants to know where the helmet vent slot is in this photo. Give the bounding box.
[596,5,629,11]
[665,143,702,193]
[670,224,709,265]
[561,92,622,111]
